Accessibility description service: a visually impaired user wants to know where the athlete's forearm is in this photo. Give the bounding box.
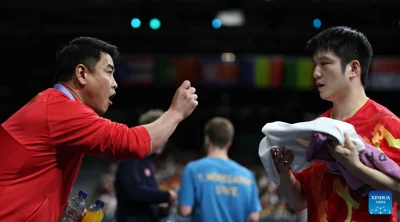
[349,162,400,202]
[277,172,307,211]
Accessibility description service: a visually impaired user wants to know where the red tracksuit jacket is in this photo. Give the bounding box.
[0,86,151,221]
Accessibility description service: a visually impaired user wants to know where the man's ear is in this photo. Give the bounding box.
[205,135,210,145]
[75,64,89,85]
[227,141,232,148]
[348,60,361,79]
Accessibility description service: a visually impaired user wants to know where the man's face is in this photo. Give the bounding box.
[312,50,351,102]
[83,52,118,115]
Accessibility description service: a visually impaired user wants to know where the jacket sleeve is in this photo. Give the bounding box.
[47,99,151,159]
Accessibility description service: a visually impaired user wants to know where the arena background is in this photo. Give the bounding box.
[2,0,400,221]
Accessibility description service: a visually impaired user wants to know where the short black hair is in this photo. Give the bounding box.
[305,26,373,87]
[55,37,119,82]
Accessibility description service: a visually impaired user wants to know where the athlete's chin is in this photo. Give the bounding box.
[319,92,334,102]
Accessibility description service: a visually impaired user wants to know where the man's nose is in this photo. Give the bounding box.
[313,66,322,79]
[111,77,118,89]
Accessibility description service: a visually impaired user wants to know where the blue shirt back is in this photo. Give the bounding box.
[178,157,262,222]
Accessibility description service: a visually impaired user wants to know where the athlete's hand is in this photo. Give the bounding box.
[270,147,294,176]
[169,80,198,121]
[328,133,361,170]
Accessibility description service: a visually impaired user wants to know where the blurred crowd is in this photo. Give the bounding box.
[87,142,400,222]
[89,152,308,222]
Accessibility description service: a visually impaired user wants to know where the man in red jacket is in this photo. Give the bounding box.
[0,37,198,222]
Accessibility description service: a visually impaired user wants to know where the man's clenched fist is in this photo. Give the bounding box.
[169,80,198,121]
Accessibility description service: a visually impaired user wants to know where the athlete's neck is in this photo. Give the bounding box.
[59,81,84,103]
[207,145,229,160]
[331,86,368,121]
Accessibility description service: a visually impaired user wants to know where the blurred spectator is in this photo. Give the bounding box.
[114,109,177,222]
[177,117,262,222]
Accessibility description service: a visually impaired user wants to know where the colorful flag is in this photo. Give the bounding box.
[253,56,283,88]
[284,57,297,88]
[296,58,314,89]
[115,55,154,86]
[368,57,400,89]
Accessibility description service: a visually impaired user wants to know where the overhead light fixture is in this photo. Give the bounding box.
[216,9,245,27]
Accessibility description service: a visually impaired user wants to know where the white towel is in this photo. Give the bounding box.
[258,117,365,186]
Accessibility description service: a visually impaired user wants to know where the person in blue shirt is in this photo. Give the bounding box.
[178,117,262,222]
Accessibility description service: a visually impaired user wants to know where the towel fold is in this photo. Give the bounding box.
[310,132,400,196]
[259,117,400,197]
[258,117,365,187]
[306,132,365,189]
